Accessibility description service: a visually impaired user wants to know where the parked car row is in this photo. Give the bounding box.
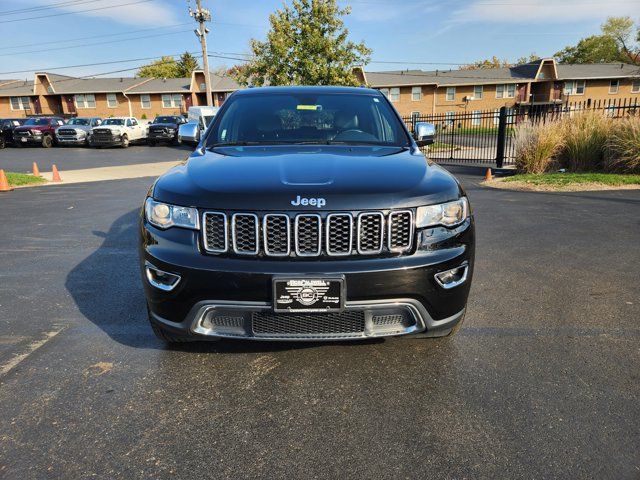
[0,106,219,149]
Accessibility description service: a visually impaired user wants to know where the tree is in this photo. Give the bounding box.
[460,53,539,70]
[460,56,510,70]
[601,16,639,64]
[176,52,200,77]
[554,16,639,65]
[137,56,180,78]
[555,35,622,64]
[235,0,371,87]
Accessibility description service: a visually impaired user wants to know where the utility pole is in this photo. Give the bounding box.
[190,0,213,106]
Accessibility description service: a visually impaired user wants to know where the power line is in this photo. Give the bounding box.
[0,52,201,76]
[0,0,101,16]
[0,23,192,51]
[0,30,192,58]
[0,0,156,24]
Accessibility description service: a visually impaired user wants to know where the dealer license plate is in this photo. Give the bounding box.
[273,277,344,313]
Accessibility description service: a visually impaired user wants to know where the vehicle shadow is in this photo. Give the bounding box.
[65,209,384,353]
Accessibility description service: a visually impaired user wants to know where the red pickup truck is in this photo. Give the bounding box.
[13,117,65,148]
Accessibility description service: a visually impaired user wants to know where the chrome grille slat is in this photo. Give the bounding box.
[202,210,414,258]
[357,212,384,254]
[232,213,259,255]
[202,212,228,253]
[263,214,290,256]
[295,214,322,257]
[326,213,353,256]
[388,210,414,253]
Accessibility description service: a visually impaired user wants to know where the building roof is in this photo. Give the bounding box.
[0,79,35,97]
[127,77,191,94]
[365,61,640,88]
[45,75,148,94]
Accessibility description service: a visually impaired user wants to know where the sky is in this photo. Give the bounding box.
[0,0,639,80]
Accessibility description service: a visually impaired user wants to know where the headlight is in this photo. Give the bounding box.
[145,198,199,230]
[416,198,469,228]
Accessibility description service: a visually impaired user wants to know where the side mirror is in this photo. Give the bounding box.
[414,122,436,146]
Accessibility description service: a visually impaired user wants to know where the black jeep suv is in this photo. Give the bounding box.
[139,86,474,343]
[147,115,186,146]
[0,118,26,148]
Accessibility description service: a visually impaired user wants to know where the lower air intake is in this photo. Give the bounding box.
[251,311,365,338]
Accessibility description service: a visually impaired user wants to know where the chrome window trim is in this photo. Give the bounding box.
[202,211,228,253]
[326,213,353,256]
[294,213,322,257]
[263,213,291,257]
[231,213,259,255]
[357,212,384,255]
[387,210,414,253]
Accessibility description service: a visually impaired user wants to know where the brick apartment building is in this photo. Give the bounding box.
[359,58,640,117]
[0,70,239,119]
[1,58,638,120]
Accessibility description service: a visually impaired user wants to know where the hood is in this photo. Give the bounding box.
[57,124,91,132]
[153,145,463,210]
[93,125,123,132]
[15,124,50,132]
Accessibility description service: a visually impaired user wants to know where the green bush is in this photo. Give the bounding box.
[141,113,147,120]
[606,116,640,173]
[557,111,612,172]
[513,121,563,174]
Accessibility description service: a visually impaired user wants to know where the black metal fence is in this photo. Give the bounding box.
[401,97,640,167]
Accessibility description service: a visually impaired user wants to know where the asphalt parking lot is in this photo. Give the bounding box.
[0,143,193,173]
[0,152,639,479]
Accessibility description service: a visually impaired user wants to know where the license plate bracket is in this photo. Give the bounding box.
[273,277,345,313]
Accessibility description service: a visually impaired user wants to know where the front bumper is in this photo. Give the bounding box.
[149,132,177,141]
[14,134,42,144]
[91,135,120,146]
[140,218,474,341]
[56,135,86,144]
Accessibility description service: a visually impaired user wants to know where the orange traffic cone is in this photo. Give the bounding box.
[0,169,12,192]
[484,168,493,181]
[32,162,40,177]
[52,164,62,182]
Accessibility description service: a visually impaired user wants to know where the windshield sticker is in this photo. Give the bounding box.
[296,105,321,111]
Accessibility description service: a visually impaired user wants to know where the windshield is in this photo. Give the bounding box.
[24,118,50,126]
[203,115,215,127]
[154,116,178,124]
[103,119,125,126]
[206,92,409,148]
[68,118,90,126]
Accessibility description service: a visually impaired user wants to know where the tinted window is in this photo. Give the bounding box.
[154,116,178,124]
[103,119,125,126]
[206,92,409,147]
[24,118,50,126]
[68,118,90,126]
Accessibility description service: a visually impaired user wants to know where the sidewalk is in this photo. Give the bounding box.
[38,161,180,185]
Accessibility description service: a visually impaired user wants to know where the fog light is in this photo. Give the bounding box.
[202,311,247,336]
[434,263,469,289]
[145,263,181,291]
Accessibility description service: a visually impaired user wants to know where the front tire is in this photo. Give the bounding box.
[120,134,129,148]
[42,135,53,148]
[0,137,5,149]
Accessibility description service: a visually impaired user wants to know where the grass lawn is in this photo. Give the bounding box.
[503,173,640,186]
[6,172,47,187]
[428,142,460,152]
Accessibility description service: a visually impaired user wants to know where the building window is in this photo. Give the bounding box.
[379,88,389,98]
[564,80,586,95]
[632,80,640,93]
[10,96,30,110]
[389,87,400,102]
[496,84,516,99]
[471,110,481,126]
[162,94,182,108]
[107,93,118,108]
[75,94,96,109]
[411,86,422,101]
[473,85,483,100]
[140,94,151,109]
[446,87,455,101]
[410,111,421,119]
[493,109,500,125]
[609,80,619,94]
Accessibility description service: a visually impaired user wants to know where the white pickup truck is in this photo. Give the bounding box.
[89,117,147,148]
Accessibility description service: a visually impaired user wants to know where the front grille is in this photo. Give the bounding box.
[14,131,31,137]
[57,128,77,136]
[252,311,365,337]
[202,210,413,259]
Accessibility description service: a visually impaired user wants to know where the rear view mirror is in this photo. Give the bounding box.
[414,122,436,146]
